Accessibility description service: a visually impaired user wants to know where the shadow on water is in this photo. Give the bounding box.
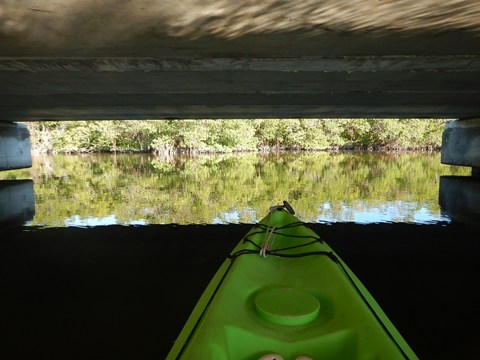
[1,221,479,359]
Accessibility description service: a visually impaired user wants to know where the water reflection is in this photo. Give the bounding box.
[439,175,480,229]
[0,152,470,226]
[318,200,451,224]
[0,179,35,226]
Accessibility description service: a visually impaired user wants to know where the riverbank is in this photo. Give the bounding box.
[31,145,442,156]
[25,119,446,154]
[1,221,479,359]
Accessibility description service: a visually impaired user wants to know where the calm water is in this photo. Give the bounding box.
[2,153,479,360]
[0,152,470,227]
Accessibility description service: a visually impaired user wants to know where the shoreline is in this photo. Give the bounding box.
[31,145,441,156]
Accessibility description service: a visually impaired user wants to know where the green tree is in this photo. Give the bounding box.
[25,119,447,154]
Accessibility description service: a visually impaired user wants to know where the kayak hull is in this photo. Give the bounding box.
[167,206,417,360]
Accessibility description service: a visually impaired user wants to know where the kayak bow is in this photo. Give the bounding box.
[167,202,418,360]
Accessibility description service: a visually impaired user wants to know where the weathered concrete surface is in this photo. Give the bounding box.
[0,122,32,170]
[0,180,34,226]
[1,0,480,57]
[1,56,479,120]
[439,176,480,229]
[1,1,480,120]
[441,119,480,169]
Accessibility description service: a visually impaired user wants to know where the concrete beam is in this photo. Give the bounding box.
[0,122,32,170]
[441,119,480,171]
[1,56,479,120]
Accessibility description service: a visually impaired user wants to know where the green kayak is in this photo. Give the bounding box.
[167,202,418,360]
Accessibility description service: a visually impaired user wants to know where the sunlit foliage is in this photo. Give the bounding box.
[25,119,447,154]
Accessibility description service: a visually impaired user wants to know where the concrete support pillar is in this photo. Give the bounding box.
[441,119,480,176]
[440,119,480,228]
[0,122,32,171]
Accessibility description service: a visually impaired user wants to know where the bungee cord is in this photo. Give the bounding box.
[228,202,334,262]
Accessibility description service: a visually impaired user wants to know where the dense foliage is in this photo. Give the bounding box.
[1,152,468,225]
[25,119,447,154]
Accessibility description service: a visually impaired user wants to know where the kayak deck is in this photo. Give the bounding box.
[167,205,417,360]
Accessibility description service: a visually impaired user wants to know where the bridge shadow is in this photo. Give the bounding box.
[1,222,479,359]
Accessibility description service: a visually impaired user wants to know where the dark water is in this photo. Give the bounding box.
[1,222,479,360]
[1,152,479,360]
[0,152,470,226]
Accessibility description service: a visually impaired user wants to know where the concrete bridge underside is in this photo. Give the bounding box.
[1,0,480,120]
[1,0,480,225]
